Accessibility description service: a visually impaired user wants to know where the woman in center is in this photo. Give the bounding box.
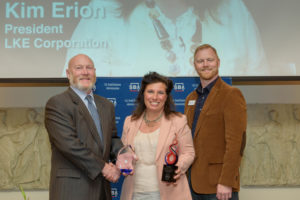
[120,72,195,200]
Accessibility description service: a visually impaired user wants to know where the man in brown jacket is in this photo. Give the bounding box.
[45,54,123,200]
[185,44,247,200]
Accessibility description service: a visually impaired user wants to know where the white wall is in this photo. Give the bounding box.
[0,86,67,107]
[236,85,300,104]
[1,84,300,200]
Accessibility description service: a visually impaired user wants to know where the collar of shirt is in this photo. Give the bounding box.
[70,86,96,108]
[196,76,219,95]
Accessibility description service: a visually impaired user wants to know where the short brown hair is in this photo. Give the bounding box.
[194,44,220,61]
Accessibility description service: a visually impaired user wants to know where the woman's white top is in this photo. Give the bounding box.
[132,128,160,199]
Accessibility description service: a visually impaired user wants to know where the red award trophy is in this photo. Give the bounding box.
[162,134,178,182]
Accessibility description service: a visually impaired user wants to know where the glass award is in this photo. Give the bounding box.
[116,145,135,175]
[162,135,178,182]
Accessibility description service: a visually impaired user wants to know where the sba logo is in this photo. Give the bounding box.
[111,188,118,198]
[129,83,140,92]
[174,83,185,92]
[108,98,117,107]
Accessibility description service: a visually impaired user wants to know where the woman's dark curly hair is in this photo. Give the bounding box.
[131,72,180,120]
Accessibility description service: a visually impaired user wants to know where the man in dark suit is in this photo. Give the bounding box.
[185,44,247,200]
[45,54,123,200]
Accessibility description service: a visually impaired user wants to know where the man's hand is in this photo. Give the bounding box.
[216,184,232,200]
[102,162,120,183]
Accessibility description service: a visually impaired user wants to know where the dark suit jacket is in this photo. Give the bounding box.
[184,78,247,194]
[45,87,123,200]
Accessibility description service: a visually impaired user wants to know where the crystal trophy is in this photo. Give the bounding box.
[116,145,135,175]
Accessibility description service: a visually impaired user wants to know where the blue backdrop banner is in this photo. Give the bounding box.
[94,77,232,199]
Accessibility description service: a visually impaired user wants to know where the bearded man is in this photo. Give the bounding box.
[184,44,247,200]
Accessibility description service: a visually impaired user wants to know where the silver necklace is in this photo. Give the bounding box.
[143,112,163,126]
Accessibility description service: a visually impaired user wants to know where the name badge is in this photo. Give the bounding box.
[188,100,195,105]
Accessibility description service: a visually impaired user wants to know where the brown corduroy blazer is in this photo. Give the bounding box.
[184,78,247,194]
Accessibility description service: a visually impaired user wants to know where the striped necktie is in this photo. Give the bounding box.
[86,95,103,142]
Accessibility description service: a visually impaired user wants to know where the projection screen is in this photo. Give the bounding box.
[1,0,299,78]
